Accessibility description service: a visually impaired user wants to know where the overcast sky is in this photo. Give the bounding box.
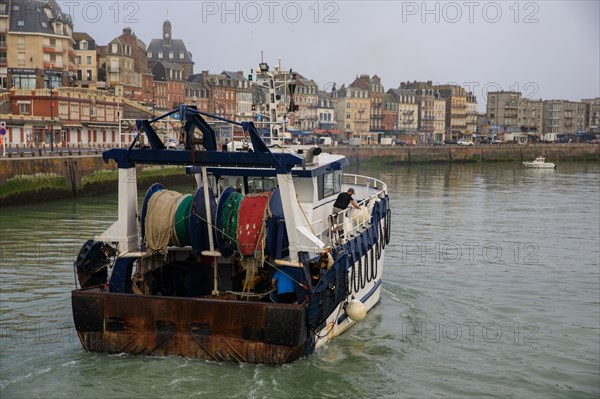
[61,1,599,110]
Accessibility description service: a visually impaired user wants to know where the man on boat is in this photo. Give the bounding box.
[332,188,360,225]
[272,269,297,303]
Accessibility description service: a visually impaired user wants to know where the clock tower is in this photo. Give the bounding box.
[163,20,171,47]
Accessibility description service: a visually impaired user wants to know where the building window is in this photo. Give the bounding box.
[179,51,184,59]
[169,51,173,59]
[111,43,118,53]
[0,51,6,64]
[76,55,82,64]
[17,52,25,66]
[19,103,30,114]
[17,20,24,27]
[86,70,93,81]
[158,51,163,59]
[13,74,36,89]
[17,36,25,50]
[80,41,88,50]
[86,55,92,65]
[148,51,152,58]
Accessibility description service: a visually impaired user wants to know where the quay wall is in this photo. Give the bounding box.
[0,155,190,206]
[329,143,600,165]
[0,144,598,206]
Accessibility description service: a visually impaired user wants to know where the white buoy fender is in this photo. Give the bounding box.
[346,299,367,321]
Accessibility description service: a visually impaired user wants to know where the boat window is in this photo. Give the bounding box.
[218,176,243,194]
[323,172,334,197]
[317,171,342,200]
[248,177,277,193]
[333,170,342,193]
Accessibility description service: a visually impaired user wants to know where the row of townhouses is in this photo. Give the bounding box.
[486,91,600,142]
[0,0,598,148]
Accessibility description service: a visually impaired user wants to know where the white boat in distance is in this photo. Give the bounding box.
[523,156,556,169]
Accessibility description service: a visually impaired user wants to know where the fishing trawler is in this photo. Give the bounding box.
[71,61,391,365]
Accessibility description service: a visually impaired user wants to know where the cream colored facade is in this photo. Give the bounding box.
[466,95,478,135]
[7,1,76,89]
[8,33,76,87]
[433,98,446,139]
[106,39,136,87]
[445,95,467,138]
[334,86,371,142]
[397,93,418,133]
[74,33,97,84]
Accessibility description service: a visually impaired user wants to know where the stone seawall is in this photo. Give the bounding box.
[0,155,190,206]
[0,155,115,192]
[1,144,598,206]
[329,143,600,165]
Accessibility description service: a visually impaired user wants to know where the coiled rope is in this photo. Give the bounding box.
[145,190,183,256]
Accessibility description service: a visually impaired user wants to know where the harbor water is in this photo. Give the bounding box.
[1,161,599,398]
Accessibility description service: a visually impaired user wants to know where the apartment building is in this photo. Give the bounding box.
[0,0,8,89]
[7,0,76,89]
[518,98,544,134]
[542,100,587,135]
[72,32,96,86]
[433,98,446,141]
[349,74,384,131]
[582,98,600,134]
[388,88,418,134]
[316,90,337,133]
[486,91,521,131]
[222,71,253,122]
[466,93,478,135]
[382,93,399,131]
[436,85,467,139]
[292,74,319,131]
[333,84,371,142]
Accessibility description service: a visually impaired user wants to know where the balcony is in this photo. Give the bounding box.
[43,46,60,53]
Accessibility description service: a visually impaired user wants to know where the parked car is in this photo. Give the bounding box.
[492,139,503,144]
[432,141,444,146]
[394,140,407,146]
[588,138,600,144]
[444,139,458,145]
[457,139,474,146]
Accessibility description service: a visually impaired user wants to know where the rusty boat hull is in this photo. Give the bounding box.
[72,288,312,365]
